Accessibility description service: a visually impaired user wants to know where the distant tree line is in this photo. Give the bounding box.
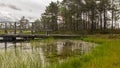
[34,0,120,34]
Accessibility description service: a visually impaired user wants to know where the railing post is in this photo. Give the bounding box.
[14,22,16,34]
[31,22,34,35]
[46,30,48,36]
[20,22,22,34]
[4,23,7,34]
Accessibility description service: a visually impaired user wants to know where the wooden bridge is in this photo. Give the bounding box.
[0,34,81,41]
[0,22,81,41]
[0,22,35,34]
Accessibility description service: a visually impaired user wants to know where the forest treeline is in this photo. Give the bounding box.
[34,0,120,34]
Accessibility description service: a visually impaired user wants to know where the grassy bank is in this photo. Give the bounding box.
[48,36,120,68]
[81,37,120,68]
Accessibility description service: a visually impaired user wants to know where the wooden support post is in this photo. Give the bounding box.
[5,42,7,52]
[46,30,48,36]
[20,22,22,34]
[14,42,17,56]
[14,22,17,34]
[31,22,34,35]
[12,37,16,41]
[45,25,49,36]
[4,23,7,34]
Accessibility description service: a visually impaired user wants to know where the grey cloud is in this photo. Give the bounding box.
[8,4,21,11]
[0,3,6,7]
[0,3,21,11]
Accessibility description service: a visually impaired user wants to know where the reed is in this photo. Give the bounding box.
[0,49,42,68]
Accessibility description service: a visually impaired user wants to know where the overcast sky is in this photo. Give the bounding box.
[0,0,62,21]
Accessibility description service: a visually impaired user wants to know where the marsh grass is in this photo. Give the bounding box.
[0,49,42,68]
[30,37,58,45]
[81,37,120,68]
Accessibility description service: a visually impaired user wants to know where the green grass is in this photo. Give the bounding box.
[47,36,120,68]
[81,37,120,68]
[30,37,56,44]
[0,30,46,34]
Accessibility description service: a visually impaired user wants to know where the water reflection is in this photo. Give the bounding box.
[0,40,96,66]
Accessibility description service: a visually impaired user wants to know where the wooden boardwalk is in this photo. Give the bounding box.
[0,34,82,41]
[0,34,81,38]
[0,22,82,41]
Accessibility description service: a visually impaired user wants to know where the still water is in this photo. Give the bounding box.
[0,39,96,67]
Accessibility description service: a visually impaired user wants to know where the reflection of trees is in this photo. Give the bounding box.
[43,44,56,56]
[41,41,82,63]
[41,41,95,63]
[42,44,57,63]
[61,41,73,57]
[57,41,83,58]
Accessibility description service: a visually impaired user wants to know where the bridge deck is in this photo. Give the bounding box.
[0,34,82,38]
